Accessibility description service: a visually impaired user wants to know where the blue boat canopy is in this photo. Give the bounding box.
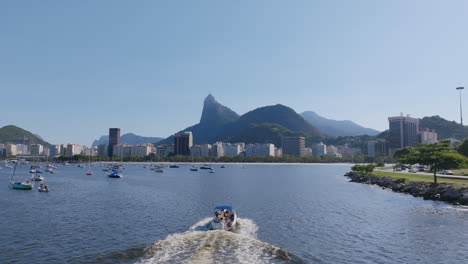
[214,205,233,210]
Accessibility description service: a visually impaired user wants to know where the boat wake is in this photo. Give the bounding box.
[134,217,303,264]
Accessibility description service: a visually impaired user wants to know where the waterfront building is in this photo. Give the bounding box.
[326,145,338,155]
[245,143,275,157]
[174,131,193,156]
[30,144,44,155]
[5,144,17,156]
[0,147,6,157]
[131,144,154,157]
[49,145,61,157]
[418,128,438,144]
[223,143,242,157]
[156,144,174,157]
[60,144,68,156]
[274,147,282,157]
[388,113,419,153]
[304,147,313,156]
[113,144,132,157]
[338,144,361,157]
[313,142,327,156]
[13,144,29,155]
[108,128,121,157]
[211,142,224,158]
[282,137,305,157]
[97,144,108,156]
[66,144,85,157]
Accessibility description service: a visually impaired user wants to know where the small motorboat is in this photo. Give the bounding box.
[10,181,33,190]
[86,171,93,175]
[103,167,111,171]
[220,165,226,168]
[155,167,164,173]
[169,164,180,168]
[209,206,237,231]
[38,184,50,192]
[200,164,212,170]
[108,171,123,178]
[190,166,198,171]
[209,169,215,173]
[32,174,44,181]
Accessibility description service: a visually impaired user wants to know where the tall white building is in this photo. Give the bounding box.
[66,144,85,157]
[245,143,275,157]
[313,142,327,156]
[212,142,224,158]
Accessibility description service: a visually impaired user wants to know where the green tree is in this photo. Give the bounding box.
[457,138,468,157]
[351,164,375,175]
[394,141,467,184]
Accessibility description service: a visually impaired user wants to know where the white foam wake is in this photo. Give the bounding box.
[135,218,284,264]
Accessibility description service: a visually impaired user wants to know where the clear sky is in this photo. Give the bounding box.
[1,0,468,145]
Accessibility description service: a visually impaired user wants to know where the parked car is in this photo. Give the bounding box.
[418,165,426,172]
[440,170,454,175]
[409,168,417,173]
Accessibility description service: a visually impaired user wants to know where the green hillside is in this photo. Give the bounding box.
[420,116,468,140]
[0,125,51,146]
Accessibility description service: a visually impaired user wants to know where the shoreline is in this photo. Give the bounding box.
[95,162,355,166]
[345,171,468,205]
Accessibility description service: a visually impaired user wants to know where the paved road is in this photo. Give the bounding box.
[377,168,468,180]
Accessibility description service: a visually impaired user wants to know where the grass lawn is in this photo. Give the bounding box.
[373,170,468,188]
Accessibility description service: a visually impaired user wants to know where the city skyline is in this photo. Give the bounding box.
[2,1,468,145]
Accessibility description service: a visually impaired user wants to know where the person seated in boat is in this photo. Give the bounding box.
[223,210,229,221]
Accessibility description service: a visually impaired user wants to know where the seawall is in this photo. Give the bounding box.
[344,171,468,205]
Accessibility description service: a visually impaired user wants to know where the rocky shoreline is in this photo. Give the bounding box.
[344,171,468,205]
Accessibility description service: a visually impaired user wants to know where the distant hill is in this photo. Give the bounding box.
[159,95,322,146]
[420,115,468,140]
[0,125,51,146]
[301,111,380,137]
[92,133,163,146]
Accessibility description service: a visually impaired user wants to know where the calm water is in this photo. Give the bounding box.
[1,163,468,264]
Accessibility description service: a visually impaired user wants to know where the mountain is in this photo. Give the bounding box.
[419,115,468,140]
[158,94,240,144]
[223,104,322,139]
[301,111,380,137]
[92,133,163,146]
[0,125,51,146]
[159,95,322,146]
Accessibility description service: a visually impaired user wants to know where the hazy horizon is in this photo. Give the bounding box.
[2,0,468,145]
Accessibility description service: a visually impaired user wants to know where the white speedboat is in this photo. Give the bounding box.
[32,174,44,181]
[209,206,237,231]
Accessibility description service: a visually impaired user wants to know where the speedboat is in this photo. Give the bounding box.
[169,164,180,168]
[220,165,226,168]
[86,170,93,175]
[38,184,50,192]
[108,171,123,178]
[190,166,198,171]
[155,167,164,173]
[209,168,215,173]
[209,206,237,231]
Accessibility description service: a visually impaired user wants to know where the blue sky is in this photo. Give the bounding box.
[1,0,468,145]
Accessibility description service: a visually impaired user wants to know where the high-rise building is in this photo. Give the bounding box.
[174,131,193,156]
[49,145,61,157]
[388,114,419,152]
[282,137,305,157]
[108,128,121,157]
